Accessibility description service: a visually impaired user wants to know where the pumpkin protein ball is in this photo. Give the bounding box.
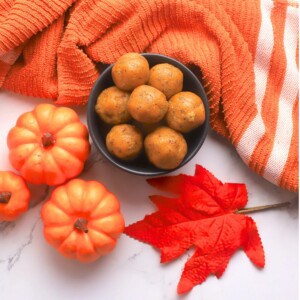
[106,124,143,161]
[144,126,187,170]
[95,86,131,125]
[166,91,205,133]
[112,53,150,91]
[127,85,168,124]
[148,63,183,99]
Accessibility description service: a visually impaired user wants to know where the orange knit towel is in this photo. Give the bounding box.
[0,0,298,191]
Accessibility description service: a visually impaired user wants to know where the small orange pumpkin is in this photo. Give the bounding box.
[0,171,30,221]
[41,179,125,262]
[7,104,90,186]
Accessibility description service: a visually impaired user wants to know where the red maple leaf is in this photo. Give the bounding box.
[125,165,265,294]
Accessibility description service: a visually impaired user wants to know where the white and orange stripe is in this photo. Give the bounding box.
[237,0,298,190]
[264,6,299,184]
[237,0,274,164]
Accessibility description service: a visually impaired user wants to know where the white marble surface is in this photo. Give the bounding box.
[0,91,298,300]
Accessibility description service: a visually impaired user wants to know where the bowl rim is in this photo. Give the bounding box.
[87,53,210,176]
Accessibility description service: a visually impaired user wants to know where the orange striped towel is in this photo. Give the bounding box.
[0,0,298,191]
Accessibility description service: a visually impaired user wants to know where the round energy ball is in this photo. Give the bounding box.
[112,53,149,91]
[148,63,183,99]
[127,85,168,124]
[95,86,131,125]
[166,91,205,133]
[106,124,143,161]
[144,126,187,170]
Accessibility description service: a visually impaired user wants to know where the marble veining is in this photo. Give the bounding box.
[127,249,144,262]
[0,143,107,272]
[0,92,297,300]
[0,144,103,236]
[0,217,40,271]
[0,184,50,236]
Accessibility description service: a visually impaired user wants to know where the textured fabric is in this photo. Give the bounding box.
[0,0,298,191]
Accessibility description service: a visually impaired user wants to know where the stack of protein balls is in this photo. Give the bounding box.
[95,53,206,170]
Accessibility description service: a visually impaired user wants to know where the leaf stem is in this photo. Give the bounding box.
[236,202,290,214]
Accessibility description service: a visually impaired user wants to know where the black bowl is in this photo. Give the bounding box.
[87,53,210,176]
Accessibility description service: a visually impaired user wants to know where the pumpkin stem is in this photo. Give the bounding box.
[42,132,55,148]
[0,191,12,204]
[74,218,88,233]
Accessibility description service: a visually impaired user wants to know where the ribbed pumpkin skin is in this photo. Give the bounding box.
[7,104,90,186]
[0,171,30,221]
[41,179,125,262]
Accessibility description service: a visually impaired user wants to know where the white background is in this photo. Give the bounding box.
[0,91,298,300]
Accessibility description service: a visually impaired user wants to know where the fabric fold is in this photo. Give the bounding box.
[0,0,298,191]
